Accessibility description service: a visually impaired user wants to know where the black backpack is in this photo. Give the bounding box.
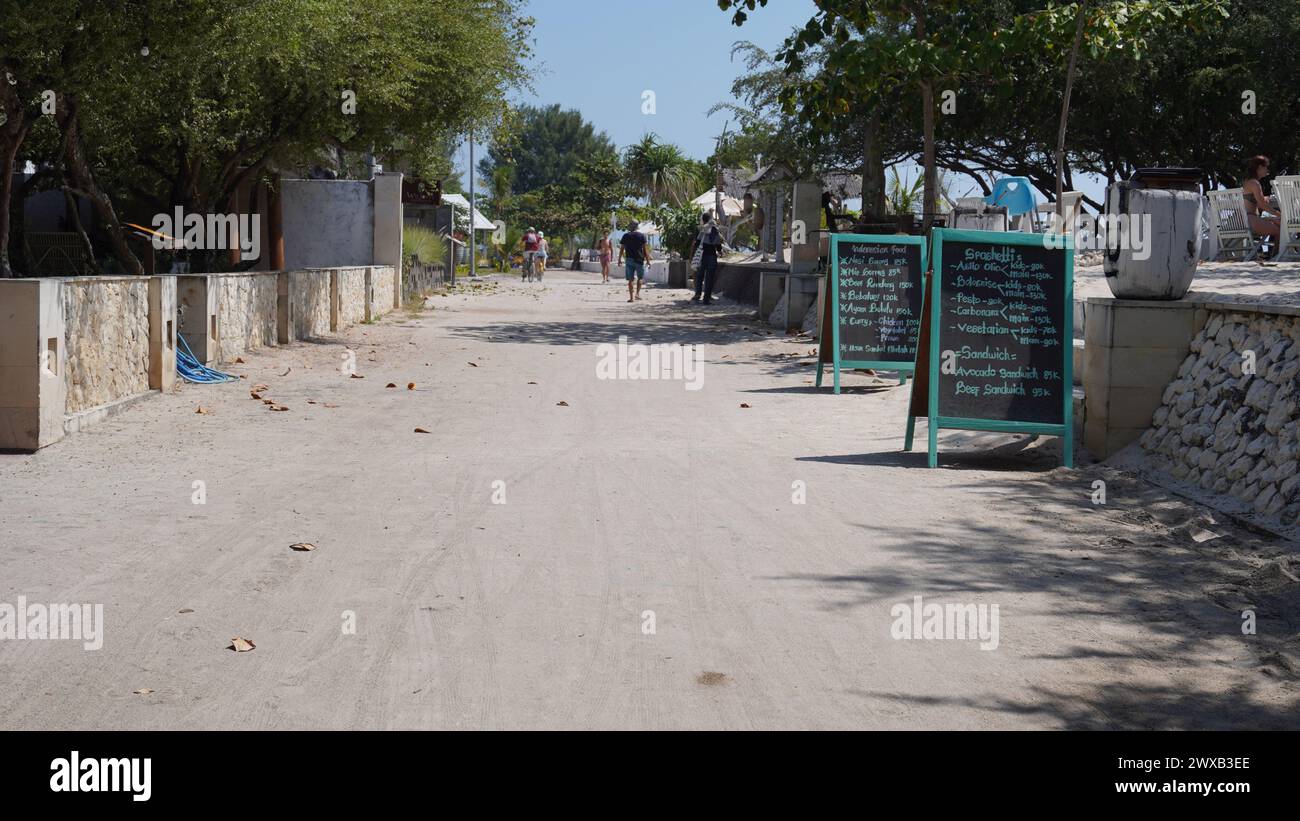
[705,225,721,246]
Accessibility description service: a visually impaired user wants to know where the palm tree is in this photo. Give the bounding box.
[623,134,693,207]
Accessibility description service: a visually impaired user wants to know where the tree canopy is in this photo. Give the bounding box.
[1,0,532,276]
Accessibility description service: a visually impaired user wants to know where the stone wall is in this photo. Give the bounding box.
[291,269,332,339]
[370,265,395,319]
[62,278,150,413]
[1140,308,1300,527]
[216,272,278,362]
[336,267,367,327]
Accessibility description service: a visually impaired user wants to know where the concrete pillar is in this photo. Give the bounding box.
[0,278,67,451]
[1083,296,1207,458]
[148,276,177,391]
[177,275,218,365]
[373,171,403,308]
[790,181,821,274]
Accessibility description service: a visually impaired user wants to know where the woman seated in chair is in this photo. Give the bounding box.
[1243,155,1281,241]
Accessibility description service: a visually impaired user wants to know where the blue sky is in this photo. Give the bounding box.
[458,0,1108,207]
[458,0,817,178]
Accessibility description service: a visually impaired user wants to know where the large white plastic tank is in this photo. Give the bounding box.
[1103,168,1203,300]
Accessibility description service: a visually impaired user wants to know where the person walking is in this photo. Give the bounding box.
[687,213,723,304]
[536,231,549,281]
[618,222,649,303]
[597,234,613,282]
[520,226,540,281]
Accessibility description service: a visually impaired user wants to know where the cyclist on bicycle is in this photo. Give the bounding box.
[520,227,540,281]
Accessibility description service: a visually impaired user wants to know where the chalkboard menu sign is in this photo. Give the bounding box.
[904,228,1074,468]
[816,234,926,393]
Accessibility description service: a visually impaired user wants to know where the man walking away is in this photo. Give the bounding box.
[618,221,649,303]
[521,226,540,281]
[688,213,723,304]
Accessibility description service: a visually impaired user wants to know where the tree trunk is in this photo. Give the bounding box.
[862,112,887,218]
[921,79,937,231]
[915,9,937,231]
[1056,0,1089,219]
[55,93,142,275]
[0,85,29,278]
[62,187,97,275]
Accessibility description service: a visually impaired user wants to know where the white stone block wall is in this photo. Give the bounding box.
[369,265,395,320]
[291,269,332,339]
[1140,309,1300,525]
[216,272,278,362]
[62,278,150,413]
[336,267,367,327]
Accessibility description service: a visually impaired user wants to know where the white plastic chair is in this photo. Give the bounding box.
[1035,191,1083,234]
[1206,188,1265,261]
[1273,175,1300,261]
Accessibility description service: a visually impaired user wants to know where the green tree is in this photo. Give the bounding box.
[623,134,695,206]
[2,0,532,276]
[478,104,617,196]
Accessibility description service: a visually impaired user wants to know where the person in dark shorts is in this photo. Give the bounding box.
[688,213,723,304]
[618,222,650,303]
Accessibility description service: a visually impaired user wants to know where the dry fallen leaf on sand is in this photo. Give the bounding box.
[407,383,415,390]
[279,367,292,376]
[414,427,431,434]
[306,399,317,405]
[133,688,154,695]
[386,383,397,388]
[556,401,569,407]
[527,381,537,385]
[290,542,316,552]
[467,362,478,367]
[262,399,275,405]
[229,637,256,652]
[740,403,751,408]
[350,374,365,379]
[250,391,263,400]
[252,384,270,392]
[178,608,194,614]
[269,404,290,412]
[323,403,339,409]
[235,357,246,363]
[195,406,209,414]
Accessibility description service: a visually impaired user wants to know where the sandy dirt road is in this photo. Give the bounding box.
[1,270,1297,729]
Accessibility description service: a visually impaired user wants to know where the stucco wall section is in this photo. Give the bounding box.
[336,267,367,327]
[282,179,374,270]
[62,278,150,413]
[216,272,278,362]
[291,269,332,339]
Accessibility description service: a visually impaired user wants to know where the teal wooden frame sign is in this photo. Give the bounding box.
[816,233,927,394]
[904,228,1074,468]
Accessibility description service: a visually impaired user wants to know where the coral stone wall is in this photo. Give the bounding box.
[1140,309,1300,525]
[336,267,367,327]
[291,269,332,339]
[216,273,278,362]
[370,265,396,318]
[62,279,150,413]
